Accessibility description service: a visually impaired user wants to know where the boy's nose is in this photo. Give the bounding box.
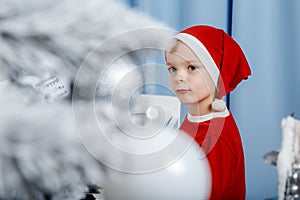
[175,69,187,82]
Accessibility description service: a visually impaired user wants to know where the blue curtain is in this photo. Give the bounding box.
[231,1,300,199]
[117,0,300,199]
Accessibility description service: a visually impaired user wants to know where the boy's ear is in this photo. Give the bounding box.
[212,83,217,96]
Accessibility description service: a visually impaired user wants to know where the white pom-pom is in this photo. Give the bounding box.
[212,99,226,112]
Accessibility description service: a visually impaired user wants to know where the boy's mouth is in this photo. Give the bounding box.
[176,89,191,94]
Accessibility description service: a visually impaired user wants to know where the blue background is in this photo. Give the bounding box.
[117,0,300,199]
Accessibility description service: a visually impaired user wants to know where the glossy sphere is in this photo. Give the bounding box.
[102,129,212,200]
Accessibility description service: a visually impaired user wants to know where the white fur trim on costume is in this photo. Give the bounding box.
[187,108,229,123]
[174,33,220,91]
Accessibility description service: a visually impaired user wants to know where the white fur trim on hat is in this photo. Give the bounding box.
[174,33,220,91]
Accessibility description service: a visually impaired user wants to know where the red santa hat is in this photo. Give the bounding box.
[174,25,251,111]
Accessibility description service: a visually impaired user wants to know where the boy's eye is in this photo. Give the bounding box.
[188,65,197,71]
[168,67,176,73]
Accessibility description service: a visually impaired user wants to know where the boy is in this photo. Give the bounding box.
[165,25,251,199]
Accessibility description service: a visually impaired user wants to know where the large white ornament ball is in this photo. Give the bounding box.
[102,129,212,200]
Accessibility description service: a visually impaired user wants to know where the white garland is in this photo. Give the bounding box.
[277,116,300,200]
[0,0,170,199]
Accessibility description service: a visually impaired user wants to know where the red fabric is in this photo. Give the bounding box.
[180,25,251,98]
[180,114,246,200]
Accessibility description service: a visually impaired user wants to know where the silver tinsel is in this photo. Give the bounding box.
[0,0,168,101]
[0,0,170,199]
[0,95,103,200]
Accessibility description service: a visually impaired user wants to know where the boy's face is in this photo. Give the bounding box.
[165,41,215,105]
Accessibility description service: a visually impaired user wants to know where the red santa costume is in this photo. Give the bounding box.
[173,26,251,199]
